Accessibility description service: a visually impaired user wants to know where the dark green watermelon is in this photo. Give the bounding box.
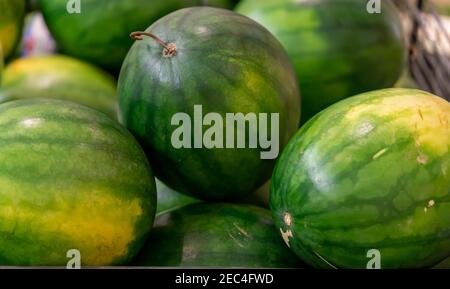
[40,0,234,71]
[0,0,25,60]
[237,0,406,123]
[0,99,156,266]
[118,7,300,201]
[270,88,450,268]
[0,55,118,118]
[133,203,303,268]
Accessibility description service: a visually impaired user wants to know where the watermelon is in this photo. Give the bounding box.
[133,203,303,268]
[118,7,300,201]
[0,55,118,118]
[0,0,25,60]
[40,0,235,71]
[0,99,156,266]
[156,178,201,216]
[270,88,450,268]
[237,0,406,123]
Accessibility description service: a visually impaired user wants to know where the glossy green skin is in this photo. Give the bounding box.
[237,0,406,123]
[0,0,25,59]
[0,99,156,266]
[40,0,234,71]
[271,89,450,268]
[118,7,300,201]
[133,203,303,268]
[0,55,118,118]
[156,178,201,216]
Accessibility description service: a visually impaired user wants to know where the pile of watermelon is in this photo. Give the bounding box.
[0,0,448,269]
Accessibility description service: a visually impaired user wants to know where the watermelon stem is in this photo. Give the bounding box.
[130,31,177,57]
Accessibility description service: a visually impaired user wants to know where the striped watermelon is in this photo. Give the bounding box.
[40,0,234,71]
[0,55,118,118]
[271,88,450,268]
[133,203,303,268]
[0,0,25,59]
[237,0,406,123]
[118,7,300,201]
[0,99,156,266]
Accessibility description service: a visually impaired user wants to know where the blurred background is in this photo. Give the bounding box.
[394,0,450,101]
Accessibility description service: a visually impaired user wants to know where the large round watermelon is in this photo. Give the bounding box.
[0,55,118,118]
[237,0,406,123]
[0,99,156,266]
[118,7,300,201]
[0,0,25,60]
[133,203,303,267]
[270,88,450,268]
[40,0,234,71]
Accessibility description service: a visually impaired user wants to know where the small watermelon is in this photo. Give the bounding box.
[0,55,118,118]
[133,203,303,268]
[40,0,235,71]
[0,0,25,59]
[118,7,300,201]
[0,99,156,266]
[271,88,450,268]
[237,0,406,123]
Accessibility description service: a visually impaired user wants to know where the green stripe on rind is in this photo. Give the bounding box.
[0,55,118,119]
[133,203,304,268]
[236,0,406,123]
[0,99,156,266]
[270,88,450,268]
[118,7,300,201]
